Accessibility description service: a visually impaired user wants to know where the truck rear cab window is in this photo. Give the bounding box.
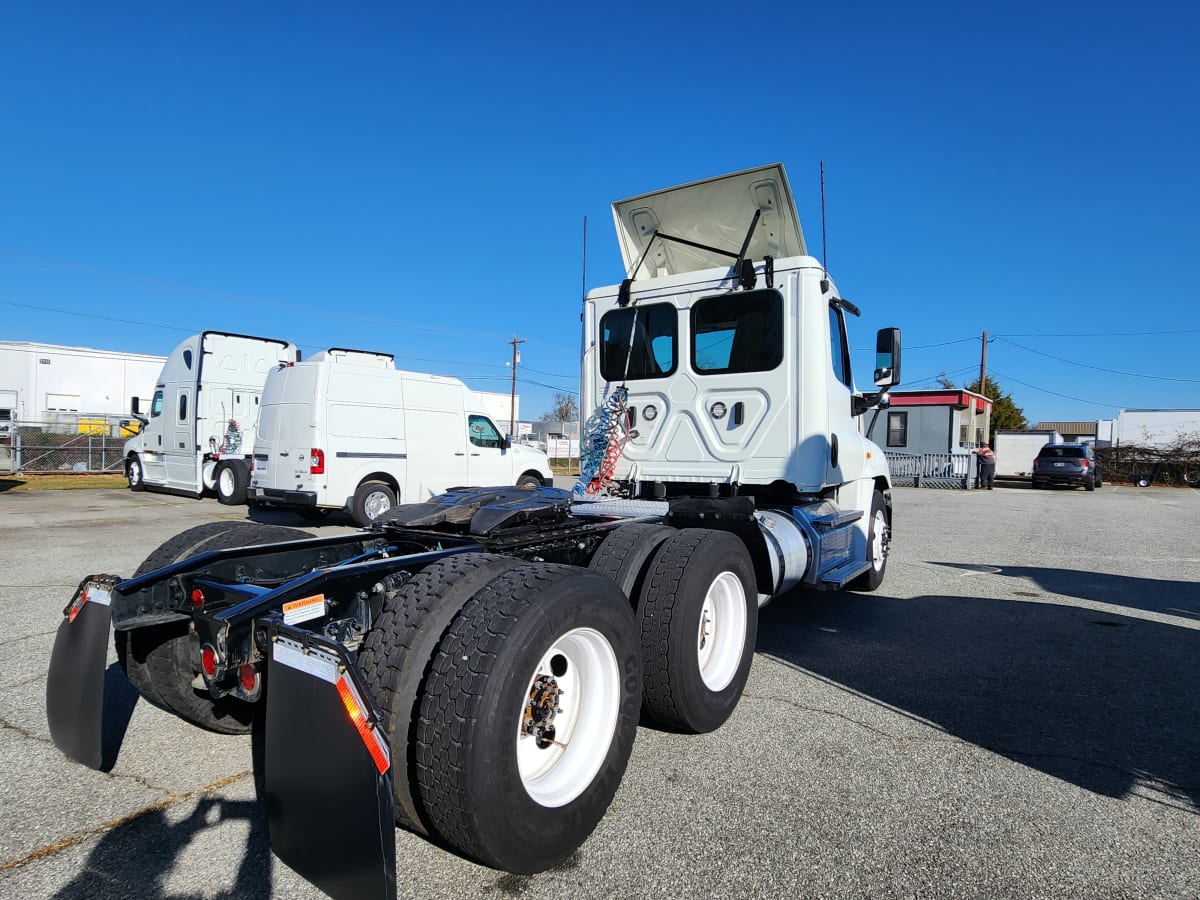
[469,415,504,449]
[599,304,677,381]
[691,290,783,375]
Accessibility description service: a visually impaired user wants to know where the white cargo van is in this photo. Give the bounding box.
[249,349,554,525]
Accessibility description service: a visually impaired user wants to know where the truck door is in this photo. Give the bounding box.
[164,386,197,490]
[465,415,512,486]
[139,388,168,484]
[825,304,866,487]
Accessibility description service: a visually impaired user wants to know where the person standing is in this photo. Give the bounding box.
[974,443,996,490]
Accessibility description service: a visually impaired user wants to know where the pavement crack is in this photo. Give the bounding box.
[0,770,254,874]
[0,628,59,648]
[742,689,965,744]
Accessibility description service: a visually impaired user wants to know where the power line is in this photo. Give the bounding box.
[988,368,1124,409]
[996,337,1200,383]
[996,328,1200,338]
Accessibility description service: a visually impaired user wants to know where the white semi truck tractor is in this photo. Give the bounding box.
[46,164,901,899]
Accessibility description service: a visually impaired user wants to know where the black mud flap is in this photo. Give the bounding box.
[265,622,397,900]
[46,576,119,769]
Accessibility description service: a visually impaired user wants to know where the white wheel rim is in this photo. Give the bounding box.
[364,490,392,519]
[869,509,887,571]
[696,571,747,692]
[516,627,620,808]
[218,468,235,496]
[128,461,140,485]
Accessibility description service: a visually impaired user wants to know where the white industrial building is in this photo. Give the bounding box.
[0,341,165,422]
[1101,409,1200,448]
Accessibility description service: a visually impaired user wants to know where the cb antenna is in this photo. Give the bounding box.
[819,160,830,293]
[581,214,588,305]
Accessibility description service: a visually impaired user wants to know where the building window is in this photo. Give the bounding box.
[887,411,908,447]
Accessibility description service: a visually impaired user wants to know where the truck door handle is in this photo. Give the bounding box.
[454,452,465,456]
[732,402,744,426]
[279,452,289,457]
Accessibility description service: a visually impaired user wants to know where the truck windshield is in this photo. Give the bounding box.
[599,303,676,381]
[692,289,783,375]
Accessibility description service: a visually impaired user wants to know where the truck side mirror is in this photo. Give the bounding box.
[131,397,141,416]
[874,328,902,388]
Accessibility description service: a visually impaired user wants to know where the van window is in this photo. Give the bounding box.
[692,290,783,375]
[151,390,164,419]
[469,415,503,449]
[600,303,677,381]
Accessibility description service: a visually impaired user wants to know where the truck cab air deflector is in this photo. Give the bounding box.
[611,164,806,279]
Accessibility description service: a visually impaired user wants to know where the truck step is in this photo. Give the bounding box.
[818,559,872,590]
[570,499,670,519]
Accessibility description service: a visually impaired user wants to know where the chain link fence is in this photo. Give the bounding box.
[0,414,139,475]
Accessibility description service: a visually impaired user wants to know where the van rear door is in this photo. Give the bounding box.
[401,379,468,498]
[254,365,318,494]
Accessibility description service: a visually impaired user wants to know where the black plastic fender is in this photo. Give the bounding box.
[265,620,397,900]
[46,576,119,769]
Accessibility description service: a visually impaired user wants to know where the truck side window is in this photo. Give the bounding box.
[599,303,676,381]
[692,289,783,375]
[828,305,852,388]
[469,415,503,449]
[178,393,188,422]
[150,390,164,419]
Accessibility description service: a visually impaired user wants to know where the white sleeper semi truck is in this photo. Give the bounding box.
[47,164,902,899]
[249,348,554,526]
[123,331,299,504]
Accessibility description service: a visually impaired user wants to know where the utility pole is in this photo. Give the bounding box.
[979,330,990,444]
[508,336,525,437]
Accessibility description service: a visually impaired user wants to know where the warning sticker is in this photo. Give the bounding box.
[282,593,326,626]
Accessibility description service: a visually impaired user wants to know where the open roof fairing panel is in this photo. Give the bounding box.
[611,164,806,281]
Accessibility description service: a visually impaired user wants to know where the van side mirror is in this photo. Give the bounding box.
[874,328,902,388]
[501,434,511,450]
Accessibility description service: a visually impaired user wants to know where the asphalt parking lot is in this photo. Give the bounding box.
[1,481,1198,899]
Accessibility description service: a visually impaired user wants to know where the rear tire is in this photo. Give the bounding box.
[215,460,248,505]
[115,522,310,733]
[357,553,523,834]
[1085,475,1096,492]
[636,529,758,733]
[126,454,145,492]
[587,523,676,601]
[352,480,396,526]
[414,564,640,873]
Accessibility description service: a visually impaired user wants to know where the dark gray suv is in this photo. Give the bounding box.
[1032,443,1102,491]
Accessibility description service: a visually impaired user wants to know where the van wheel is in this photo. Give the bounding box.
[517,473,544,488]
[215,461,248,505]
[352,481,396,526]
[414,564,640,873]
[115,522,310,733]
[127,455,145,492]
[636,529,758,733]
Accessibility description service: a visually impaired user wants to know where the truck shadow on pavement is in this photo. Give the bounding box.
[52,713,273,900]
[756,567,1200,812]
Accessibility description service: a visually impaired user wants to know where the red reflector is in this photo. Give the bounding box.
[200,644,218,678]
[67,592,86,624]
[191,588,205,609]
[310,448,325,475]
[336,674,390,775]
[239,664,258,692]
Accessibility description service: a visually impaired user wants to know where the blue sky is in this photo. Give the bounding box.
[2,2,1197,424]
